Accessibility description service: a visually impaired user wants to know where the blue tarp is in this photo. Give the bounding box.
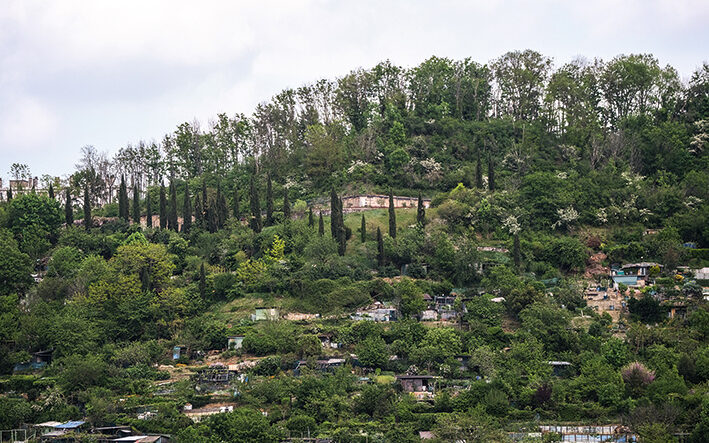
[55,421,85,429]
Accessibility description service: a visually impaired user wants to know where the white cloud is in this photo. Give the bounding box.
[0,95,57,151]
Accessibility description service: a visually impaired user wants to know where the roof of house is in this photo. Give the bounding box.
[35,421,63,427]
[54,421,86,429]
[622,262,662,269]
[396,375,435,379]
[548,361,572,366]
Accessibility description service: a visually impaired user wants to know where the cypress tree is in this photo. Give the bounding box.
[168,181,178,231]
[337,197,346,256]
[206,199,218,233]
[183,182,192,233]
[283,188,291,221]
[194,194,202,229]
[201,181,208,227]
[118,175,129,221]
[417,192,426,226]
[215,184,222,228]
[308,207,314,227]
[199,263,206,299]
[83,186,91,231]
[7,188,12,201]
[330,188,339,239]
[388,190,396,238]
[232,186,240,219]
[159,184,167,229]
[377,227,385,267]
[513,234,521,269]
[146,190,153,228]
[488,155,495,192]
[132,185,140,224]
[65,189,73,226]
[217,183,227,228]
[318,212,324,236]
[31,183,36,194]
[249,175,262,233]
[475,150,483,189]
[360,213,366,243]
[265,173,274,226]
[48,183,54,200]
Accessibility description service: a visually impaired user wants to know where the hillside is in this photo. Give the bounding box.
[0,52,708,442]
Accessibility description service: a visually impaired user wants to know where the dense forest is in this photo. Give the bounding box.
[1,50,708,442]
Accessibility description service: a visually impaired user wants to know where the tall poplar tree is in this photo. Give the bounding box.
[265,173,274,226]
[159,184,167,229]
[417,192,426,226]
[388,190,396,238]
[361,213,366,243]
[132,185,140,224]
[318,212,324,236]
[146,190,153,228]
[65,189,73,226]
[83,186,91,231]
[308,207,314,227]
[6,188,12,201]
[168,181,178,231]
[48,183,54,200]
[183,182,192,233]
[249,175,262,233]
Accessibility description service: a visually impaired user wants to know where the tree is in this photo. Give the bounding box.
[356,335,388,369]
[513,234,521,269]
[118,175,129,221]
[65,189,73,226]
[216,183,227,228]
[360,213,366,243]
[232,186,240,219]
[476,150,484,189]
[182,182,192,233]
[487,155,495,191]
[6,188,12,201]
[168,181,178,231]
[0,231,33,296]
[48,183,54,200]
[249,175,262,233]
[199,262,206,299]
[377,227,385,266]
[397,278,426,318]
[318,212,324,236]
[83,186,91,230]
[194,193,202,229]
[388,190,396,238]
[132,185,140,224]
[159,184,167,229]
[265,173,274,226]
[308,207,314,227]
[145,189,153,228]
[283,187,290,220]
[329,190,346,256]
[417,192,426,226]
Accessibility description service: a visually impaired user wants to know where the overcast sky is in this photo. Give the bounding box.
[1,0,708,180]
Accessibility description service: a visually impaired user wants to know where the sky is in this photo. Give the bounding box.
[1,0,708,180]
